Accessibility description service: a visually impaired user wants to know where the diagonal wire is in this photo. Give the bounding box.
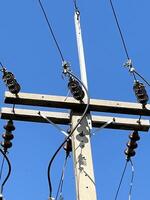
[128,159,135,200]
[38,0,65,62]
[55,155,68,200]
[109,0,130,60]
[114,160,128,200]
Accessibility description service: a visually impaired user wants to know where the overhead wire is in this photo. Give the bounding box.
[0,149,11,194]
[128,159,135,200]
[108,0,150,87]
[109,0,130,60]
[114,160,128,200]
[55,155,68,200]
[47,71,90,199]
[0,157,5,182]
[38,0,65,62]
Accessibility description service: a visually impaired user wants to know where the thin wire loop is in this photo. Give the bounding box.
[109,0,130,60]
[0,149,11,194]
[114,160,128,200]
[38,0,65,62]
[47,71,90,198]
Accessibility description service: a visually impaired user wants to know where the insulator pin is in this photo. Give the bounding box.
[133,81,149,106]
[68,77,85,101]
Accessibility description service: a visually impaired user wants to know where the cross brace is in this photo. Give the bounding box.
[1,107,150,131]
[4,92,150,116]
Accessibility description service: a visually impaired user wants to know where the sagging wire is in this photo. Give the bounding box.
[38,112,68,137]
[0,149,11,194]
[0,158,5,183]
[38,0,65,62]
[47,68,90,199]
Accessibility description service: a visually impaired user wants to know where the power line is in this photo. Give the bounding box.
[0,149,11,194]
[109,0,130,60]
[38,0,65,62]
[128,159,135,200]
[0,157,5,182]
[55,155,68,200]
[114,160,128,200]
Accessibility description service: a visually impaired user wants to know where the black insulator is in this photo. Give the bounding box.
[2,133,14,140]
[1,141,12,150]
[133,81,149,106]
[68,78,85,101]
[124,130,140,160]
[4,120,15,131]
[125,148,136,158]
[63,139,72,156]
[129,130,140,141]
[1,120,15,152]
[2,70,21,94]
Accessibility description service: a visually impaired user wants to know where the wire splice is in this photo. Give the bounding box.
[1,67,21,95]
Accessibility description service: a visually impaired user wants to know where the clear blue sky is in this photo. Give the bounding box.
[0,1,150,200]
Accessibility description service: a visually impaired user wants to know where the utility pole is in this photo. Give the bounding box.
[70,10,97,200]
[1,6,150,200]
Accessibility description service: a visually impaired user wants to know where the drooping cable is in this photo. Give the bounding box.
[0,157,5,182]
[47,71,90,199]
[109,0,130,60]
[55,155,68,200]
[114,160,128,200]
[0,149,11,194]
[128,159,135,200]
[38,0,65,62]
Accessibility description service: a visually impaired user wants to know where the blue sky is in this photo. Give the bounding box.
[0,1,150,200]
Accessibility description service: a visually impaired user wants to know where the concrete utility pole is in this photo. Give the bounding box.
[71,10,97,200]
[1,8,150,200]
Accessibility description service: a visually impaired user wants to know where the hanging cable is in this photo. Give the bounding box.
[114,160,128,200]
[55,155,68,200]
[38,0,65,62]
[128,159,135,200]
[0,149,11,194]
[109,0,130,60]
[47,71,90,199]
[0,157,5,183]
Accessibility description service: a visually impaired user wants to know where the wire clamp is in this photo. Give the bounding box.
[62,61,71,75]
[124,59,135,73]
